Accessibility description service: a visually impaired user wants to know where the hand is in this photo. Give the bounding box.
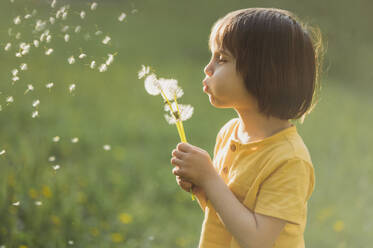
[176,176,193,193]
[171,142,218,188]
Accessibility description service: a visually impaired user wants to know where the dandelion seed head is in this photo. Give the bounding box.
[33,40,39,47]
[12,201,20,206]
[45,48,54,55]
[0,150,5,156]
[68,56,75,64]
[95,30,102,36]
[12,69,18,76]
[48,156,56,162]
[32,99,40,107]
[158,78,180,100]
[32,110,39,118]
[78,53,86,59]
[52,136,60,142]
[6,96,14,103]
[69,84,76,92]
[90,2,98,10]
[74,25,81,33]
[12,76,20,82]
[4,42,12,51]
[80,11,86,19]
[35,201,43,206]
[53,165,60,170]
[144,74,161,96]
[102,36,111,45]
[138,65,150,79]
[51,0,57,8]
[49,17,56,24]
[20,63,28,71]
[71,137,79,143]
[99,64,107,72]
[64,34,70,42]
[118,12,127,22]
[14,16,21,25]
[46,82,54,88]
[105,53,114,65]
[103,144,111,151]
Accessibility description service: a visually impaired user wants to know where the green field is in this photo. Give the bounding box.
[0,0,372,247]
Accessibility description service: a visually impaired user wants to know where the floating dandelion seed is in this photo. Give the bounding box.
[102,36,111,45]
[138,65,150,79]
[15,52,22,57]
[52,136,60,142]
[35,201,43,206]
[62,11,68,20]
[118,12,127,22]
[95,30,102,36]
[14,16,21,25]
[103,144,111,151]
[6,96,14,103]
[74,25,81,33]
[15,32,21,39]
[46,34,52,43]
[69,84,76,93]
[71,137,79,143]
[24,14,32,19]
[11,69,18,76]
[45,48,54,55]
[12,201,20,206]
[32,110,39,118]
[24,84,34,94]
[51,0,57,8]
[49,17,56,24]
[4,42,11,51]
[12,76,20,83]
[90,61,96,69]
[64,34,70,42]
[68,56,75,64]
[90,2,98,10]
[46,82,54,89]
[61,25,69,32]
[20,63,28,71]
[52,165,60,170]
[105,53,114,65]
[48,156,56,162]
[78,53,86,59]
[68,240,74,245]
[35,20,47,32]
[33,40,39,47]
[32,99,40,107]
[0,150,5,156]
[80,11,86,19]
[99,64,107,72]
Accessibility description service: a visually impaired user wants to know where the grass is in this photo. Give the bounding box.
[0,0,372,247]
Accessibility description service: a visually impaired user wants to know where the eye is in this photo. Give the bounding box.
[215,54,227,63]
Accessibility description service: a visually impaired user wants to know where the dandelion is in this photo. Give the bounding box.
[46,34,52,43]
[33,40,39,47]
[15,52,22,57]
[118,12,127,22]
[20,63,28,71]
[0,150,5,156]
[90,2,98,10]
[14,16,21,25]
[24,84,34,94]
[6,96,14,104]
[24,14,32,19]
[74,25,81,33]
[51,0,57,8]
[49,17,56,24]
[12,76,20,83]
[35,201,43,206]
[32,110,39,118]
[4,42,11,51]
[52,136,60,142]
[119,212,133,224]
[90,61,96,69]
[12,201,20,206]
[99,64,107,72]
[102,36,111,45]
[138,65,150,79]
[80,11,86,19]
[103,144,111,151]
[69,84,76,93]
[140,66,194,200]
[52,165,60,170]
[32,99,40,107]
[68,56,75,64]
[71,137,79,143]
[46,82,54,89]
[78,53,86,59]
[111,233,124,243]
[64,34,70,42]
[45,48,54,55]
[11,69,18,76]
[48,156,56,162]
[68,240,74,245]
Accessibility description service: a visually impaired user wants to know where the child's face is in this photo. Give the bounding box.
[203,44,257,111]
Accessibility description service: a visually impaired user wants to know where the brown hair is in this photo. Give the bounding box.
[209,8,324,123]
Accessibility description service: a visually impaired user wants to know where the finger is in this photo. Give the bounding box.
[172,166,183,177]
[172,149,186,159]
[170,157,183,167]
[177,142,190,153]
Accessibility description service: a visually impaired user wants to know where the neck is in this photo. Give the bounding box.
[234,108,292,142]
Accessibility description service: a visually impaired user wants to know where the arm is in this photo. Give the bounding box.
[202,174,286,248]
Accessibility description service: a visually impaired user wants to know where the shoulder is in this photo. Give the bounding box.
[217,117,239,140]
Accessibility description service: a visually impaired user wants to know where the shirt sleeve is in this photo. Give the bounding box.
[253,158,315,225]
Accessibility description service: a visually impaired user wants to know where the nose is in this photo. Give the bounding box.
[204,61,213,77]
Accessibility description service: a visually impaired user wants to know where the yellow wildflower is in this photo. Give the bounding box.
[333,220,345,232]
[111,233,124,243]
[42,185,52,198]
[119,213,133,224]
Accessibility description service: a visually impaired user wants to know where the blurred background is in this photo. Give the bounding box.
[0,0,372,247]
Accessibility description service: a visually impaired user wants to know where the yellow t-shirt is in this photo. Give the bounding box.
[194,118,315,248]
